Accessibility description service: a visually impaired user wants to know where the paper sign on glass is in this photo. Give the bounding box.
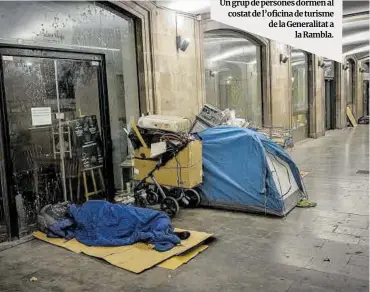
[31,107,52,126]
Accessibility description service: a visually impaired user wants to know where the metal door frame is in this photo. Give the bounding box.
[325,78,336,130]
[364,80,369,116]
[0,46,114,239]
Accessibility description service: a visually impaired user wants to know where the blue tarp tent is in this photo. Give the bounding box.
[197,126,305,216]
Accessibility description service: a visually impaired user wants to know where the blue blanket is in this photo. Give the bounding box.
[49,201,180,252]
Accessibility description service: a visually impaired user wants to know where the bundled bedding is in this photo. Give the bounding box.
[37,200,181,251]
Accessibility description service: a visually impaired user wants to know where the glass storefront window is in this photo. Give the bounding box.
[291,49,308,130]
[204,30,263,127]
[291,49,308,116]
[2,54,107,234]
[292,114,308,129]
[0,1,140,193]
[324,59,335,79]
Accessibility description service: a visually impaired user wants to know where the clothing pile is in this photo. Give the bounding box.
[37,200,188,251]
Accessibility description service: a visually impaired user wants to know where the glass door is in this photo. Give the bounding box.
[325,79,335,130]
[1,50,107,235]
[291,49,309,142]
[0,169,6,242]
[364,81,369,116]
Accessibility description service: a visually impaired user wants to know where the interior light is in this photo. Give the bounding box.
[209,46,256,62]
[224,60,257,65]
[343,32,370,46]
[343,45,370,57]
[26,62,33,66]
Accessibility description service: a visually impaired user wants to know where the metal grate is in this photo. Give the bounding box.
[356,170,370,174]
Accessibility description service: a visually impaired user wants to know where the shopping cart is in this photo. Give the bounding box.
[258,126,294,149]
[129,122,202,217]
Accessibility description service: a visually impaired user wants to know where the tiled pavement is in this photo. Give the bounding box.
[0,126,368,291]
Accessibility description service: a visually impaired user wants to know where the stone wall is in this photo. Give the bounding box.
[115,2,362,137]
[150,8,204,118]
[357,60,365,118]
[116,2,204,119]
[335,62,346,129]
[269,41,292,129]
[313,56,326,137]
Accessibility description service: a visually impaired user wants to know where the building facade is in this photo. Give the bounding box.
[0,1,367,242]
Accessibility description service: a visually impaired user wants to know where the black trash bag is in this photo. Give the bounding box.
[37,201,71,235]
[358,116,369,124]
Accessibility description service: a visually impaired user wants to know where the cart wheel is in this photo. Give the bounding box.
[169,188,185,202]
[184,189,201,208]
[146,190,159,206]
[161,197,180,218]
[135,195,147,208]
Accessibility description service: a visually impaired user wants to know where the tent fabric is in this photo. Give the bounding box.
[258,133,304,191]
[198,126,303,216]
[48,201,181,252]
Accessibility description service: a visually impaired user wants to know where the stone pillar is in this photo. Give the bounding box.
[270,41,291,129]
[357,60,365,118]
[341,57,349,128]
[313,56,326,138]
[335,62,346,129]
[151,8,203,119]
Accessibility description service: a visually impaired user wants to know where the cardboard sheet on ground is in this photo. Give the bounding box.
[347,106,358,127]
[158,245,208,270]
[33,229,212,273]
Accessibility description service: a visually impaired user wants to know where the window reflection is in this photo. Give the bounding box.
[0,1,140,191]
[291,49,308,130]
[204,30,263,126]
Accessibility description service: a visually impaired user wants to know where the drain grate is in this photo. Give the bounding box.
[356,170,370,174]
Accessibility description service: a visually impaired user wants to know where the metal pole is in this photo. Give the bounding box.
[54,60,67,202]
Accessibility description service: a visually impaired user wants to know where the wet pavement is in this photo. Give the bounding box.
[0,126,368,292]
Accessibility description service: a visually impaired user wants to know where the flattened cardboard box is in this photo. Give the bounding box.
[346,106,357,127]
[158,245,209,270]
[33,228,212,274]
[135,140,202,168]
